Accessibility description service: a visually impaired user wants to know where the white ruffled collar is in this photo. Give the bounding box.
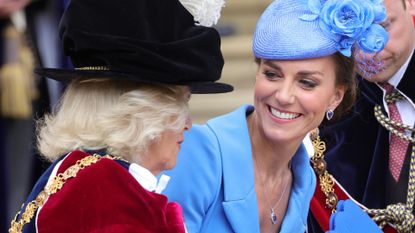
[129,163,170,194]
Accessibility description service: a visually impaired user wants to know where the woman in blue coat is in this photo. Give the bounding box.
[163,0,389,232]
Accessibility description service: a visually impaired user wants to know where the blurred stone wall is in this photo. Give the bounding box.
[189,0,272,123]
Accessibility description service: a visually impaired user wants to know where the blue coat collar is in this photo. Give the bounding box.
[207,105,259,233]
[207,105,315,233]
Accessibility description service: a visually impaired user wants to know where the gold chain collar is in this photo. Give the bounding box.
[9,154,120,233]
[310,129,338,212]
[311,128,415,232]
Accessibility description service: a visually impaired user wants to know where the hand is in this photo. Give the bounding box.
[0,0,31,18]
[326,200,382,233]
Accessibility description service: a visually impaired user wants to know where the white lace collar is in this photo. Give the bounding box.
[129,163,170,194]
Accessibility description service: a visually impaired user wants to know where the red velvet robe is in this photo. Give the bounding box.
[20,150,186,233]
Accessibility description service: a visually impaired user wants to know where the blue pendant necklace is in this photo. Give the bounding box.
[254,154,290,225]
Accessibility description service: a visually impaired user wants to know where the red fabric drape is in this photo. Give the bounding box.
[310,173,397,233]
[36,151,186,233]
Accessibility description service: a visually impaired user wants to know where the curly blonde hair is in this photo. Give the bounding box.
[37,78,189,163]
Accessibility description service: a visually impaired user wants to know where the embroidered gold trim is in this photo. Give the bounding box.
[9,154,116,233]
[75,66,110,71]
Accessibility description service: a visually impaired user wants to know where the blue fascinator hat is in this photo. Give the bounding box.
[253,0,389,59]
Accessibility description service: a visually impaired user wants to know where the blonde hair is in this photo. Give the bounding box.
[37,78,189,163]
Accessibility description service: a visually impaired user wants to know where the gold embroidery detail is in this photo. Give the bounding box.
[8,154,113,233]
[75,66,110,71]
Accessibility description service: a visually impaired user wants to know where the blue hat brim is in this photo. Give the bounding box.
[253,0,337,60]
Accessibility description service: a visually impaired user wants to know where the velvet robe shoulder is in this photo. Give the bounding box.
[308,52,415,232]
[321,52,415,208]
[17,150,186,233]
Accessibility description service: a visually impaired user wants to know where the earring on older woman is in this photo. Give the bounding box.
[326,109,334,121]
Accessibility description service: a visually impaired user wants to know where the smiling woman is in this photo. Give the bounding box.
[161,0,388,232]
[252,57,344,146]
[8,0,233,232]
[255,52,356,125]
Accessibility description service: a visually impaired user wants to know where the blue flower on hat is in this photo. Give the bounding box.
[358,24,389,53]
[300,0,388,57]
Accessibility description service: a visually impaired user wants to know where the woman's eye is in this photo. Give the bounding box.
[263,71,280,80]
[299,79,317,89]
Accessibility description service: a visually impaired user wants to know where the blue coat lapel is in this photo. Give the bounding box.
[207,105,314,233]
[279,144,311,233]
[208,105,260,233]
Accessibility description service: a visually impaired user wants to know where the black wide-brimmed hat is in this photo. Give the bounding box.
[34,0,233,94]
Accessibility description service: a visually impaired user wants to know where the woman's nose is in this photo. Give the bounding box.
[274,82,295,105]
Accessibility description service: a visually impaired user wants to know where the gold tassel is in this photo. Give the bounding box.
[0,23,37,119]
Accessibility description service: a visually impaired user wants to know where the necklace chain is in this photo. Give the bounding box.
[253,153,290,225]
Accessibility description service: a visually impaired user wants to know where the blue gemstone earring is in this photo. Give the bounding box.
[326,109,334,121]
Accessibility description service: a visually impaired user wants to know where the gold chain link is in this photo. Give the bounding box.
[310,129,338,213]
[8,154,117,233]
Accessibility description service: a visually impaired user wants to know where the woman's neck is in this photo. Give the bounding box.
[247,112,301,177]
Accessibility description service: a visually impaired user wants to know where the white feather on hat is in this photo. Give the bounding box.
[179,0,225,27]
